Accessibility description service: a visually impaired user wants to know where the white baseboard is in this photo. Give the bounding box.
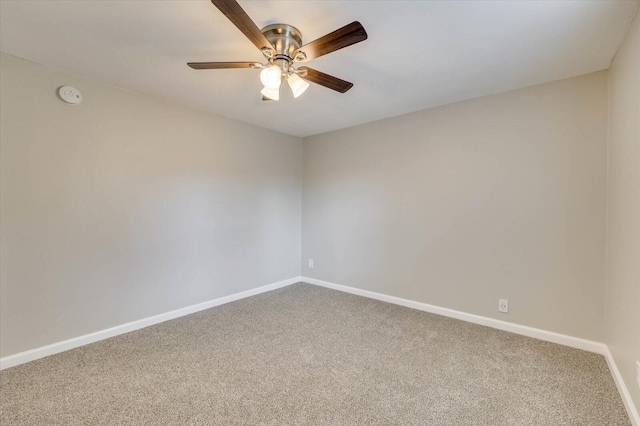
[302,276,639,424]
[302,277,605,353]
[603,346,640,425]
[0,276,302,370]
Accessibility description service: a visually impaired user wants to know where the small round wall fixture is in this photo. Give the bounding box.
[58,86,82,105]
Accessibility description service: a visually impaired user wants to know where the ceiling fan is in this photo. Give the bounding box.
[188,0,368,101]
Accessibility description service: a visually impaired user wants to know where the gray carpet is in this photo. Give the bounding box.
[0,283,630,425]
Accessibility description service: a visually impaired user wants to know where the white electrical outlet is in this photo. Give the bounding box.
[308,259,314,268]
[498,299,509,313]
[636,360,640,390]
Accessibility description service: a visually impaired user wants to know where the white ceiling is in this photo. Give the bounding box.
[1,1,637,137]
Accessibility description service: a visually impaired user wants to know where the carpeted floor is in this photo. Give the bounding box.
[0,283,630,425]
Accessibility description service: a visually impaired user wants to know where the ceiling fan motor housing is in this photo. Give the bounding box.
[261,24,303,70]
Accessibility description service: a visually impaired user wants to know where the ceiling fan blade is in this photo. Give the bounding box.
[298,67,353,93]
[294,21,367,61]
[210,0,273,52]
[262,96,274,101]
[188,62,259,69]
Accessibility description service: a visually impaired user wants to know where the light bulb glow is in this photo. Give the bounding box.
[260,65,282,90]
[287,73,310,98]
[261,86,279,101]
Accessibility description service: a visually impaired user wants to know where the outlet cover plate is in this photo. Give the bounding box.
[499,299,509,313]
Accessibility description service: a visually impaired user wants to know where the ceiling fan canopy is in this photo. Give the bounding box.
[188,0,368,101]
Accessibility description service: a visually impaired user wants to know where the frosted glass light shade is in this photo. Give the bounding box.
[260,65,282,90]
[261,86,279,101]
[287,73,309,98]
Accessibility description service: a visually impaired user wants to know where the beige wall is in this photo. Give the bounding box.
[606,11,640,411]
[302,72,608,341]
[0,54,302,357]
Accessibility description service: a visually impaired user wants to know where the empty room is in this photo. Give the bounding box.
[1,0,639,424]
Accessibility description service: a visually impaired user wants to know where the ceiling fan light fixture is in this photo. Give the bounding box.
[188,1,367,100]
[260,65,282,89]
[287,73,310,98]
[261,86,280,101]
